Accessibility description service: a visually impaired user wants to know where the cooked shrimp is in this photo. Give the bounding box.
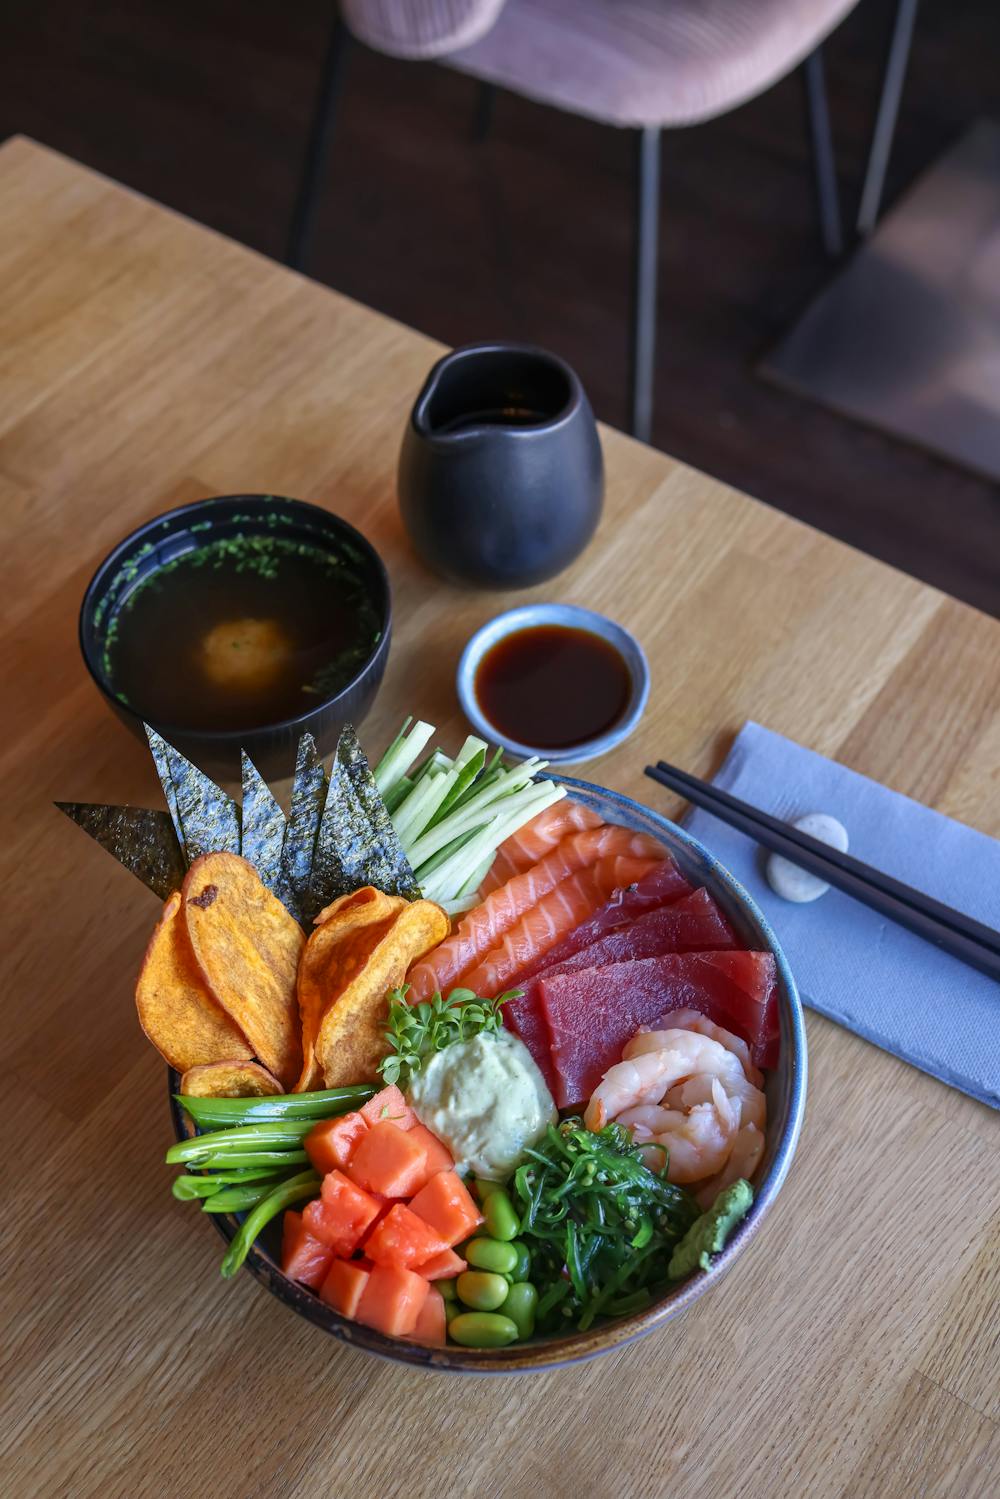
[622,1080,739,1184]
[587,1027,767,1187]
[694,1122,766,1209]
[583,1049,690,1130]
[622,1028,766,1132]
[643,1007,763,1088]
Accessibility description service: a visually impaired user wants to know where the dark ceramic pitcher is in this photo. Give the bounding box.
[398,343,604,588]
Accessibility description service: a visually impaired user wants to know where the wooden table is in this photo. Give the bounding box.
[1,136,998,1499]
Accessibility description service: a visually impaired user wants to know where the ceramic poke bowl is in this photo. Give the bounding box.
[169,778,807,1373]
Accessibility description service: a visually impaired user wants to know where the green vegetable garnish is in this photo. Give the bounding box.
[509,1118,700,1334]
[667,1179,754,1281]
[378,985,520,1088]
[175,1083,375,1131]
[219,1171,321,1279]
[373,718,567,913]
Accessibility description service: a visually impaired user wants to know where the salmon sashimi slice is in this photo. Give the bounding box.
[480,801,604,894]
[406,826,666,1003]
[460,854,662,999]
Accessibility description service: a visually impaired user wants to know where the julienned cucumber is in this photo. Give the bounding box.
[373,717,566,907]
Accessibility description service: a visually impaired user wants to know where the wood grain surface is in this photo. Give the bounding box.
[0,138,997,1499]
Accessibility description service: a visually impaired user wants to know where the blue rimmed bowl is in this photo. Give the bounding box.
[456,603,650,764]
[169,778,806,1373]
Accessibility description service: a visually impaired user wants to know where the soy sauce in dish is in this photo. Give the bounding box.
[102,534,382,732]
[474,625,632,750]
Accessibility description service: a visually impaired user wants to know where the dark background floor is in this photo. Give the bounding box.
[5,0,1000,613]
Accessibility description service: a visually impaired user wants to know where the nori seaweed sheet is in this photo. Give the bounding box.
[336,726,420,900]
[162,743,240,863]
[305,752,368,920]
[239,751,287,899]
[144,725,183,844]
[278,734,327,923]
[56,803,186,900]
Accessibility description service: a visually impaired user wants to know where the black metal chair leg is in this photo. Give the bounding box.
[286,17,351,271]
[802,47,843,258]
[857,0,920,236]
[629,126,660,444]
[474,82,496,142]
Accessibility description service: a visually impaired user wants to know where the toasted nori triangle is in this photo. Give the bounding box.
[336,725,420,900]
[55,803,186,900]
[305,752,369,919]
[278,734,327,923]
[239,751,287,899]
[159,738,240,862]
[144,725,183,844]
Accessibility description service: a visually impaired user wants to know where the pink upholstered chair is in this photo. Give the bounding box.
[288,0,860,441]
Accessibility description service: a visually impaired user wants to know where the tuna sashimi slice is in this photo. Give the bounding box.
[504,887,736,1082]
[480,801,604,894]
[501,856,693,1016]
[546,886,738,973]
[461,855,662,1000]
[540,950,779,1108]
[406,825,665,1003]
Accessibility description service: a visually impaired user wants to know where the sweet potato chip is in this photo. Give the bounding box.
[315,898,450,1088]
[294,887,408,1093]
[182,852,305,1089]
[135,892,253,1071]
[179,1060,283,1098]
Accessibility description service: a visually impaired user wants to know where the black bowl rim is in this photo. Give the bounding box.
[78,493,392,744]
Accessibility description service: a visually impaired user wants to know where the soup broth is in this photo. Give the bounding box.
[103,533,382,732]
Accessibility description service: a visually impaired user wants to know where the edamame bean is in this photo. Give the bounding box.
[503,1282,538,1340]
[472,1177,502,1202]
[438,1276,459,1305]
[508,1240,531,1282]
[448,1312,519,1349]
[465,1237,519,1275]
[456,1271,509,1312]
[482,1188,520,1242]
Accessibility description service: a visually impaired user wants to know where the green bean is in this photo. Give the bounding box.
[447,1311,519,1349]
[195,1149,310,1171]
[482,1188,519,1242]
[219,1172,321,1279]
[173,1169,290,1201]
[184,1166,293,1189]
[456,1271,509,1312]
[508,1240,531,1282]
[503,1282,537,1340]
[165,1120,314,1164]
[172,1175,226,1201]
[464,1238,519,1276]
[177,1084,375,1130]
[202,1178,294,1213]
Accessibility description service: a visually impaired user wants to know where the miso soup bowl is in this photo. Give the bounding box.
[79,494,392,779]
[169,780,807,1373]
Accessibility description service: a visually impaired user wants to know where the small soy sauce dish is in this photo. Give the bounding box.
[457,603,650,764]
[398,343,604,589]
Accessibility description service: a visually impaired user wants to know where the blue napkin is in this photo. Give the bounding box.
[681,721,1000,1111]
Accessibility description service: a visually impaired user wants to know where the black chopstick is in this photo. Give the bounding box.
[645,761,1000,985]
[651,760,1000,956]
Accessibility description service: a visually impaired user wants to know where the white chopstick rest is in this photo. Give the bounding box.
[766,812,849,903]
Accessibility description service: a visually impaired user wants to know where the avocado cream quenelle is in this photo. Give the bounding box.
[408,1030,557,1179]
